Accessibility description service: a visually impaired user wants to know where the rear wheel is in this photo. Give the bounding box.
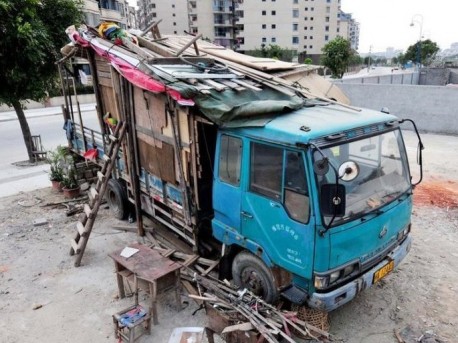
[106,179,129,220]
[232,251,278,303]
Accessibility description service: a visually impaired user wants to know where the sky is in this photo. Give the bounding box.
[341,0,458,53]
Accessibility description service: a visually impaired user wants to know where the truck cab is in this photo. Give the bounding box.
[212,103,416,311]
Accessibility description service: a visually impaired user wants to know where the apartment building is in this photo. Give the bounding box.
[340,11,360,51]
[135,0,359,61]
[82,0,134,29]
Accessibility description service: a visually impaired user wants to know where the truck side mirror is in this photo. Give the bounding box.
[320,184,346,217]
[399,119,424,186]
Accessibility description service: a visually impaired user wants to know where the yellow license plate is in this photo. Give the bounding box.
[373,260,394,283]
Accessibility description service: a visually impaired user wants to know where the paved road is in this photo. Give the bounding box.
[0,104,98,197]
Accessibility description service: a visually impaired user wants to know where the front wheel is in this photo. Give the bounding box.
[232,251,278,303]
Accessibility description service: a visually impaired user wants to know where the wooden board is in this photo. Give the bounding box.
[137,138,176,184]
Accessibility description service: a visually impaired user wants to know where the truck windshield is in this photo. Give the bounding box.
[315,129,411,226]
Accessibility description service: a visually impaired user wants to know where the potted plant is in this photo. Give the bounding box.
[61,163,80,199]
[47,147,65,191]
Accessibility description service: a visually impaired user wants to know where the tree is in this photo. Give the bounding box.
[321,37,352,78]
[0,0,82,161]
[404,39,440,66]
[245,44,295,62]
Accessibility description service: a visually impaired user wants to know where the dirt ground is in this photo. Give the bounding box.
[1,132,457,343]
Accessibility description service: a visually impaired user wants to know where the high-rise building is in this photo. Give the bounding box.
[81,0,135,29]
[135,0,359,61]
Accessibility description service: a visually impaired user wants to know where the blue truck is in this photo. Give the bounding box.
[60,29,423,311]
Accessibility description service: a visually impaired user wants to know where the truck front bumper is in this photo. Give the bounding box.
[307,235,412,312]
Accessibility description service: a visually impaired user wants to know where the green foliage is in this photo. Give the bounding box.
[0,0,83,107]
[321,37,353,78]
[303,58,313,65]
[46,145,67,181]
[391,56,399,65]
[245,44,295,62]
[403,39,440,66]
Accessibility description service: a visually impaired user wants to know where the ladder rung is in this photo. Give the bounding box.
[97,171,106,182]
[76,221,86,237]
[71,239,81,254]
[84,204,93,218]
[109,134,118,142]
[90,187,99,201]
[102,154,111,162]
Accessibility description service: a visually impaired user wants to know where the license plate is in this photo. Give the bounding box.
[373,260,394,283]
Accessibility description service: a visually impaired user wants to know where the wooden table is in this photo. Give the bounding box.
[109,243,182,325]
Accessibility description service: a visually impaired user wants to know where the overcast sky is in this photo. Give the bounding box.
[341,0,458,53]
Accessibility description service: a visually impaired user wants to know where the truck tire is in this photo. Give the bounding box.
[232,251,278,303]
[106,179,129,220]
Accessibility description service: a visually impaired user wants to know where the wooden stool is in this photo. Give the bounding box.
[113,275,152,342]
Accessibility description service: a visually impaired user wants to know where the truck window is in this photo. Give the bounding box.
[284,151,310,223]
[219,135,242,186]
[250,143,283,200]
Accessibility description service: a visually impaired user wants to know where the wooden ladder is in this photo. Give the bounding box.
[70,121,127,267]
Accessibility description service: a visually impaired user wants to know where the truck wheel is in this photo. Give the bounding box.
[106,179,128,220]
[232,251,278,303]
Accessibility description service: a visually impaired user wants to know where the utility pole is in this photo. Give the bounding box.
[367,45,372,72]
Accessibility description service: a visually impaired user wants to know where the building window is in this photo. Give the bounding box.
[326,16,330,22]
[271,37,276,42]
[327,0,331,2]
[292,36,299,44]
[310,36,313,39]
[304,16,308,20]
[173,13,175,17]
[172,4,175,8]
[262,24,266,29]
[337,27,340,33]
[293,9,299,17]
[304,26,308,30]
[310,17,314,21]
[311,7,314,11]
[272,10,276,15]
[326,6,330,13]
[262,10,266,15]
[310,26,313,30]
[152,12,156,17]
[305,7,308,10]
[174,31,177,34]
[293,0,298,3]
[293,23,298,31]
[262,37,267,43]
[304,36,307,39]
[325,25,329,31]
[309,45,313,48]
[173,22,176,26]
[272,24,276,29]
[325,35,329,41]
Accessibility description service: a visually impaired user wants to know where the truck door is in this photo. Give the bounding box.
[241,142,314,276]
[212,134,243,233]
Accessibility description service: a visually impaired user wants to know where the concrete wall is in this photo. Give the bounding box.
[337,83,458,135]
[0,94,96,112]
[335,72,419,85]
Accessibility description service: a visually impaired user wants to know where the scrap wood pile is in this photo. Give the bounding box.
[186,274,335,343]
[140,230,334,342]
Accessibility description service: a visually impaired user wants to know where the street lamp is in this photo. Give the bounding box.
[410,14,423,69]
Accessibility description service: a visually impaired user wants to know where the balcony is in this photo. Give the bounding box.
[214,19,233,27]
[101,8,122,21]
[84,0,99,12]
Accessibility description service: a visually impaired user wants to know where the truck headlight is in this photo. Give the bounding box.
[314,261,359,290]
[397,224,411,241]
[314,276,329,289]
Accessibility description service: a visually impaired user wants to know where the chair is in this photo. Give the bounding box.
[113,274,152,342]
[30,135,47,162]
